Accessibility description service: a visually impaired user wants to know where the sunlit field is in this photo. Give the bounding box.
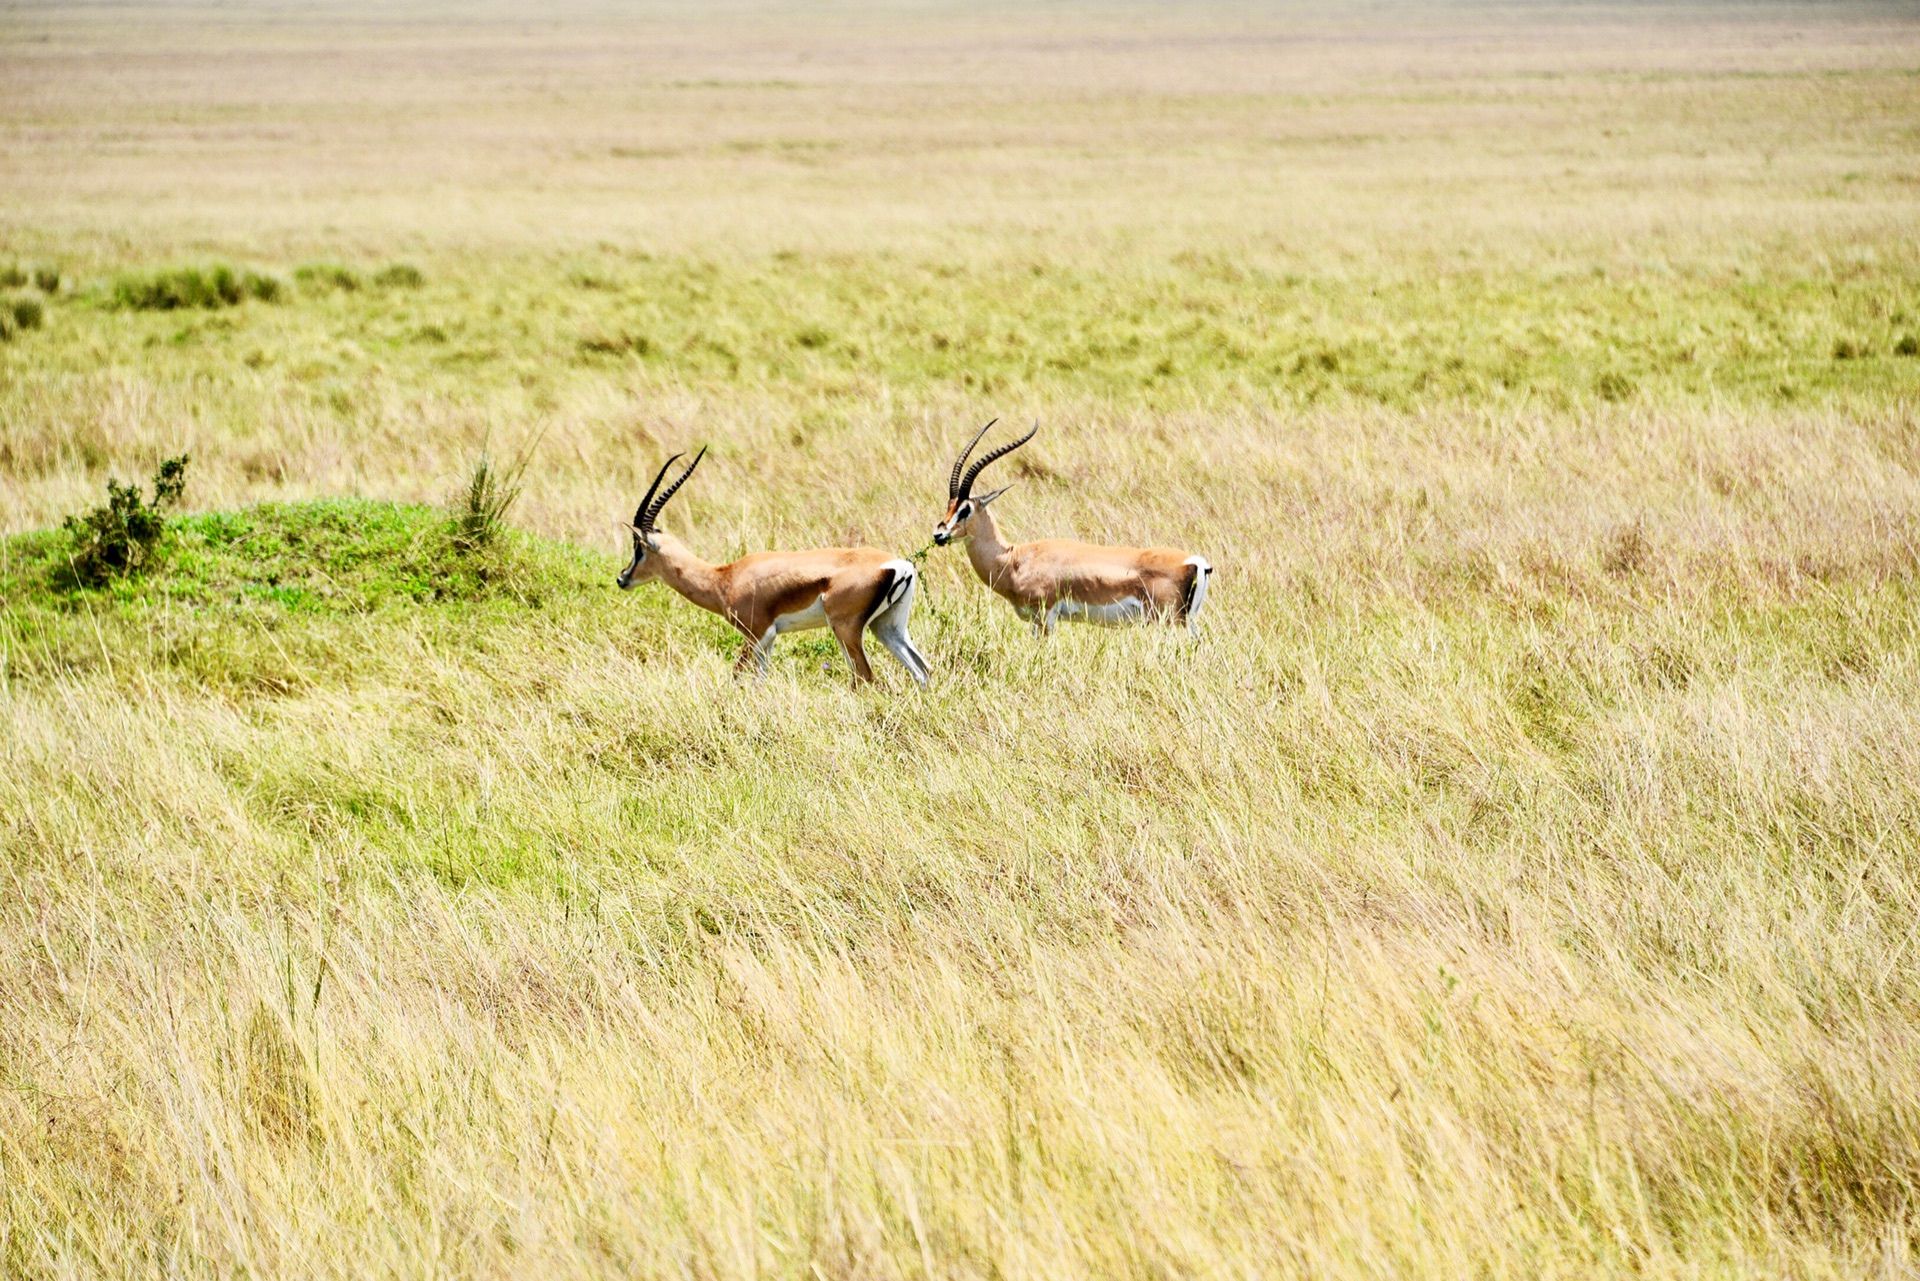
[3,2,1919,1276]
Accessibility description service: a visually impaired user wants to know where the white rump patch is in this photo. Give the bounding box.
[868,560,929,685]
[1184,555,1213,627]
[873,560,916,616]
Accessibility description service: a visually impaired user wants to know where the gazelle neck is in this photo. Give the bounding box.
[963,504,1013,586]
[647,532,728,617]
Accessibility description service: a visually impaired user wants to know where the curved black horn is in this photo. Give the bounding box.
[949,418,997,499]
[633,452,683,529]
[643,446,707,530]
[957,423,1036,500]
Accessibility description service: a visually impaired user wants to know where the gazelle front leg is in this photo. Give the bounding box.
[729,618,775,687]
[735,624,778,680]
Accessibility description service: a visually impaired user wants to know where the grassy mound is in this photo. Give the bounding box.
[0,499,633,694]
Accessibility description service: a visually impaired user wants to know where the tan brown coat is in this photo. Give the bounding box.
[620,451,928,687]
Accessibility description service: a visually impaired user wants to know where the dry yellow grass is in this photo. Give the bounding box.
[2,3,1919,1277]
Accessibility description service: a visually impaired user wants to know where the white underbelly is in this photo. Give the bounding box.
[1056,596,1145,626]
[771,595,829,634]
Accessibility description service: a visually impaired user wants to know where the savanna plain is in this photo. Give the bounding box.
[3,2,1919,1276]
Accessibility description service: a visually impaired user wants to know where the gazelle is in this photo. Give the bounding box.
[931,421,1213,636]
[618,449,930,688]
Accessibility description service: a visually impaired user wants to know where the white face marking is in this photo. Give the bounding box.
[935,501,975,544]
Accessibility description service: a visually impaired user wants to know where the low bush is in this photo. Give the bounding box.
[578,331,652,357]
[60,455,190,586]
[10,295,45,330]
[1596,369,1636,401]
[33,264,60,292]
[112,265,283,310]
[373,263,425,288]
[0,263,24,288]
[295,263,362,292]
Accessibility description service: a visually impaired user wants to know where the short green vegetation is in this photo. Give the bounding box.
[450,437,538,554]
[58,454,189,587]
[111,263,285,310]
[0,498,631,694]
[6,249,1915,415]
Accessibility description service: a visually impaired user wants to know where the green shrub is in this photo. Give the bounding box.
[578,331,651,357]
[244,271,285,302]
[33,265,60,293]
[0,263,24,288]
[373,263,425,288]
[114,265,235,310]
[1895,333,1918,357]
[450,436,539,554]
[111,265,283,311]
[295,263,361,292]
[1596,370,1636,401]
[10,295,44,330]
[61,456,190,586]
[1832,336,1865,360]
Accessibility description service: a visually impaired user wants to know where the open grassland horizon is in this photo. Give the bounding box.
[3,3,1920,1276]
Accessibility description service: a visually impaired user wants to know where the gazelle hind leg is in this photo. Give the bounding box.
[871,610,929,685]
[869,561,929,685]
[830,615,876,687]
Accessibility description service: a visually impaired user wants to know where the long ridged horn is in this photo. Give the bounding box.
[642,446,707,530]
[949,418,997,499]
[957,423,1036,500]
[632,453,682,530]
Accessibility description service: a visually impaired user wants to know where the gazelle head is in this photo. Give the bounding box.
[617,447,706,588]
[933,419,1036,546]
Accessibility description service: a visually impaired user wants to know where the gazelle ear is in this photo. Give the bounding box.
[975,483,1015,506]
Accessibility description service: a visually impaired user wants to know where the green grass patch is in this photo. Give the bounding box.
[372,262,426,289]
[31,250,1920,412]
[0,499,627,693]
[111,263,284,310]
[294,262,363,293]
[3,498,584,614]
